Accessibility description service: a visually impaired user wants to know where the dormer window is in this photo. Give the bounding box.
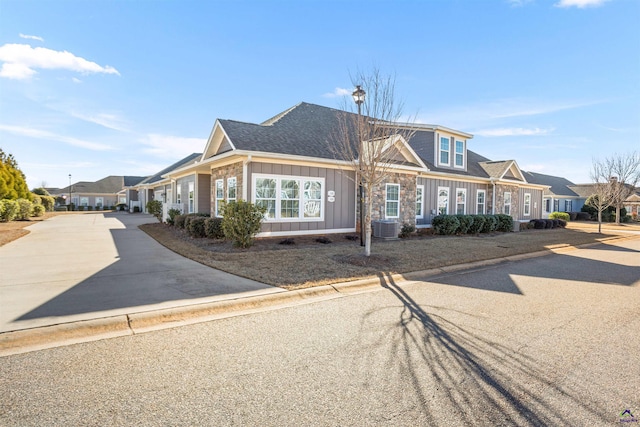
[439,137,450,166]
[455,139,465,168]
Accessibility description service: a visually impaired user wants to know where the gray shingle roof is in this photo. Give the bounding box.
[58,175,144,194]
[523,171,579,196]
[138,153,202,185]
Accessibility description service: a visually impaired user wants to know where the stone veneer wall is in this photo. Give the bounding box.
[494,184,520,217]
[368,172,417,225]
[210,162,244,214]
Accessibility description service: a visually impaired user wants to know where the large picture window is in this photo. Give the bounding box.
[456,188,466,215]
[438,187,449,215]
[476,190,486,214]
[385,183,400,218]
[253,174,324,221]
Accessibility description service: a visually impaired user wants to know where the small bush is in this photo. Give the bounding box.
[174,214,188,229]
[531,219,545,229]
[204,217,224,239]
[468,215,486,234]
[146,200,163,222]
[455,215,474,234]
[549,211,570,221]
[495,214,513,232]
[480,215,498,233]
[557,219,567,227]
[399,222,416,238]
[16,198,33,220]
[0,199,19,222]
[576,212,591,221]
[568,212,578,221]
[432,215,460,235]
[315,236,332,244]
[280,238,295,245]
[167,208,181,226]
[32,204,45,217]
[188,217,207,238]
[221,201,266,248]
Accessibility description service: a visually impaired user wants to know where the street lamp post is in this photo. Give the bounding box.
[352,85,366,246]
[68,174,72,211]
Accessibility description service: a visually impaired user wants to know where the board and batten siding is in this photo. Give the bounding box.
[248,162,356,235]
[197,174,211,214]
[417,177,490,224]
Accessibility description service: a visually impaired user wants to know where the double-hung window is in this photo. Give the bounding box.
[439,137,450,166]
[215,179,224,216]
[564,200,572,212]
[227,177,237,204]
[476,190,486,214]
[456,188,466,215]
[545,199,551,213]
[524,193,531,216]
[188,182,195,213]
[503,192,511,216]
[385,183,400,218]
[438,187,449,215]
[455,139,465,168]
[253,174,324,221]
[416,185,424,219]
[176,184,181,205]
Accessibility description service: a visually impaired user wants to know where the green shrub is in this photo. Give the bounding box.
[38,195,54,212]
[174,214,188,229]
[87,205,93,211]
[167,208,181,226]
[0,199,19,222]
[549,211,570,221]
[146,200,163,222]
[432,215,460,235]
[455,215,474,234]
[221,200,266,248]
[495,214,513,232]
[205,217,225,239]
[188,216,207,238]
[480,215,498,233]
[398,222,415,238]
[32,204,45,217]
[468,215,486,234]
[16,198,33,220]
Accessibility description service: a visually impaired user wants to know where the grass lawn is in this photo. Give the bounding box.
[139,221,640,290]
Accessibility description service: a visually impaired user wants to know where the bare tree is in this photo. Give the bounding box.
[589,157,617,233]
[333,69,417,256]
[607,151,640,224]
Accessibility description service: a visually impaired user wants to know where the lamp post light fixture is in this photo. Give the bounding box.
[68,174,72,210]
[352,85,366,246]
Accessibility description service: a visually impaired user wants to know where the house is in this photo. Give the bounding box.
[152,102,549,237]
[52,175,146,210]
[523,171,585,217]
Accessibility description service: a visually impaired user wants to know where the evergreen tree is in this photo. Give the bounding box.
[0,149,31,200]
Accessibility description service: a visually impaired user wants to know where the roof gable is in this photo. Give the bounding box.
[479,160,526,182]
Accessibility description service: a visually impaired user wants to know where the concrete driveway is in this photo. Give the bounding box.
[0,212,280,333]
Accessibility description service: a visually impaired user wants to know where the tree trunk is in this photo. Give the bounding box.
[364,192,372,257]
[598,210,602,233]
[615,205,621,224]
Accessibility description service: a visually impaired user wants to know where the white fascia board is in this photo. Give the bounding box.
[201,119,237,161]
[384,122,474,139]
[419,170,492,184]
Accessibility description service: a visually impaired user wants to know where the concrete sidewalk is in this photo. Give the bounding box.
[0,212,282,335]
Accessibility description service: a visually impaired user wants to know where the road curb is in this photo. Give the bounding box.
[2,233,638,357]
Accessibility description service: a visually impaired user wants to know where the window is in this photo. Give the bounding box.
[416,185,424,219]
[80,197,88,207]
[503,192,511,215]
[438,187,449,215]
[439,137,450,165]
[545,199,551,213]
[385,183,400,218]
[188,182,195,214]
[564,200,572,212]
[553,199,559,212]
[455,139,465,168]
[524,193,531,216]
[253,174,324,221]
[176,184,181,205]
[227,177,237,203]
[215,179,224,216]
[119,196,127,204]
[456,188,466,215]
[476,190,486,214]
[95,197,103,208]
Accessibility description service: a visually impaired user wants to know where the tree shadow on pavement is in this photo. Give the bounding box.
[361,272,611,425]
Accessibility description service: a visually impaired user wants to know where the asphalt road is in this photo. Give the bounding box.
[1,238,639,426]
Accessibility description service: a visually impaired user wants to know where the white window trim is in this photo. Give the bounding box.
[385,183,400,219]
[454,139,465,169]
[476,189,486,215]
[438,136,451,167]
[456,188,467,215]
[503,191,511,216]
[176,184,181,205]
[227,177,237,203]
[416,185,424,219]
[252,174,325,222]
[524,193,531,216]
[188,181,195,214]
[215,179,224,217]
[438,186,449,215]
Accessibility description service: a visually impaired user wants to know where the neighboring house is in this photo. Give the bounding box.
[133,153,206,216]
[523,172,585,217]
[53,176,146,209]
[570,183,640,217]
[154,102,548,237]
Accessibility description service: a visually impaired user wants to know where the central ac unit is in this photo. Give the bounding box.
[373,220,398,239]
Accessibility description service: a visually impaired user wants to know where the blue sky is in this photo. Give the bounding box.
[1,0,638,189]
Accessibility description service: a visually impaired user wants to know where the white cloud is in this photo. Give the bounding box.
[322,87,352,98]
[0,124,113,151]
[474,127,556,137]
[72,77,82,84]
[555,0,609,8]
[70,111,129,132]
[19,33,44,42]
[506,0,534,6]
[0,43,120,80]
[139,134,206,159]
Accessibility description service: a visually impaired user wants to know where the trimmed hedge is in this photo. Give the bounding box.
[0,199,19,222]
[549,211,570,221]
[205,217,224,239]
[188,217,207,238]
[432,214,510,235]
